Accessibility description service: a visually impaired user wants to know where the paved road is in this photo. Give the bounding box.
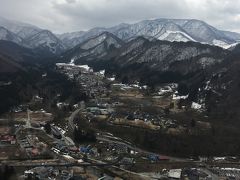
[68,108,82,132]
[3,158,240,168]
[0,156,124,168]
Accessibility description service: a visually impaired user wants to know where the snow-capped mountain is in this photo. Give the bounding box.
[79,31,123,50]
[1,16,239,54]
[0,17,65,54]
[16,26,42,39]
[221,31,240,41]
[60,18,240,49]
[23,30,66,54]
[58,27,109,49]
[0,26,22,44]
[0,16,42,39]
[57,31,85,49]
[102,37,227,73]
[62,32,124,64]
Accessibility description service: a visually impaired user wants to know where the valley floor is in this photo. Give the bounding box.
[1,62,240,180]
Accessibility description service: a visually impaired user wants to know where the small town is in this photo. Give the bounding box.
[0,61,239,180]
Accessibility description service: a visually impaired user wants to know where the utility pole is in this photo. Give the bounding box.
[26,109,31,128]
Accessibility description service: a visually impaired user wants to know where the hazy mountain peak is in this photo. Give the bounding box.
[0,16,41,39]
[0,26,22,44]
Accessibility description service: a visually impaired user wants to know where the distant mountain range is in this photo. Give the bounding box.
[0,17,240,55]
[0,17,65,55]
[59,18,240,49]
[0,26,22,44]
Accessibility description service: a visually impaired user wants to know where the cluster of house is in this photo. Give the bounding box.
[18,135,47,158]
[56,62,110,99]
[86,106,114,117]
[56,63,92,80]
[23,164,112,179]
[77,72,108,98]
[112,110,177,130]
[157,83,177,96]
[178,167,240,179]
[50,143,79,158]
[18,134,48,158]
[0,134,16,145]
[151,163,240,179]
[91,141,131,163]
[112,83,147,91]
[23,166,73,180]
[145,167,211,179]
[210,167,240,179]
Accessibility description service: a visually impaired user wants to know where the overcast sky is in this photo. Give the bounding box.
[0,0,240,33]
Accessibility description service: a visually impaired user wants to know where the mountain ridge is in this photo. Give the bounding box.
[61,33,228,85]
[62,32,124,64]
[1,17,240,52]
[59,18,240,49]
[0,17,65,55]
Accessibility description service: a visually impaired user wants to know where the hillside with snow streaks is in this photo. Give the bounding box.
[61,32,124,64]
[23,30,65,54]
[0,17,65,54]
[0,26,22,44]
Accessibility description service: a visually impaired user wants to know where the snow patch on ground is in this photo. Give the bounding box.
[172,93,188,100]
[158,86,173,95]
[191,102,202,110]
[212,39,238,49]
[69,57,75,65]
[56,63,91,72]
[78,65,91,71]
[158,30,196,42]
[168,169,182,179]
[99,70,105,75]
[107,77,115,81]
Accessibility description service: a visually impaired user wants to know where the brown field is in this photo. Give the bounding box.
[113,118,160,130]
[0,126,11,134]
[0,146,26,160]
[13,111,53,123]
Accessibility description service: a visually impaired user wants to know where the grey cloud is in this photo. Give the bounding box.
[0,0,239,33]
[65,0,77,4]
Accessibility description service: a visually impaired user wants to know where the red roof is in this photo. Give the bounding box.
[69,147,79,152]
[159,155,169,160]
[31,148,39,156]
[0,135,15,142]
